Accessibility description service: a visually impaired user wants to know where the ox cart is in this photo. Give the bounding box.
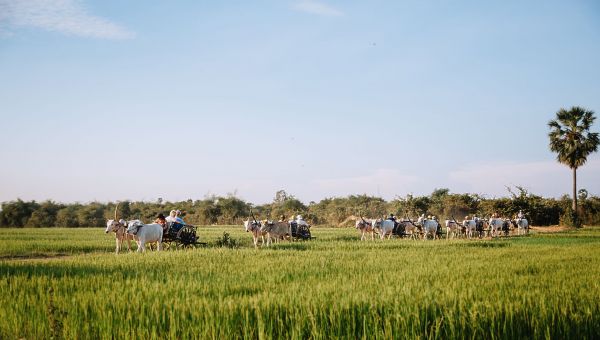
[161,222,206,249]
[391,219,444,239]
[289,221,313,241]
[391,221,416,238]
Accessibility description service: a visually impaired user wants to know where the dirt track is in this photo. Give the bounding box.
[530,226,572,233]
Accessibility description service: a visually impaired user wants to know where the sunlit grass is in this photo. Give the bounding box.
[1,226,599,338]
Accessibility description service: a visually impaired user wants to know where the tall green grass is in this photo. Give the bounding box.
[1,227,599,338]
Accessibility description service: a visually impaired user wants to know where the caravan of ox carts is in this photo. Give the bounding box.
[105,202,529,251]
[354,215,529,241]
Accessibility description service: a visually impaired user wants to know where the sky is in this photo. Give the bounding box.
[1,0,599,204]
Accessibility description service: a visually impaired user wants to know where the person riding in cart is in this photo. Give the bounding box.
[296,215,309,227]
[166,210,177,223]
[175,210,185,224]
[387,213,398,230]
[165,210,185,235]
[154,213,167,229]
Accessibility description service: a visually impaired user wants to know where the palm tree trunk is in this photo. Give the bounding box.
[572,167,578,213]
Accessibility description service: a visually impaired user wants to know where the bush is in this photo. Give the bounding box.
[214,232,239,249]
[560,208,581,228]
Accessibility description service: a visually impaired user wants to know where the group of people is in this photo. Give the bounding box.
[491,210,525,220]
[385,213,439,222]
[154,210,186,230]
[279,214,310,227]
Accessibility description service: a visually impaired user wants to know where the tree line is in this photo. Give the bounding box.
[1,187,599,228]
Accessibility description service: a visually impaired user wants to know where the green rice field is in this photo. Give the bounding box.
[1,226,599,339]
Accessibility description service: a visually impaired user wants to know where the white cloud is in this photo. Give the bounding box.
[292,1,344,17]
[0,0,135,39]
[448,159,600,197]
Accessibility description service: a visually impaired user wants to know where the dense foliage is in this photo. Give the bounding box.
[2,187,599,227]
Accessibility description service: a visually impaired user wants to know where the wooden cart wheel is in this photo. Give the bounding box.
[177,226,197,249]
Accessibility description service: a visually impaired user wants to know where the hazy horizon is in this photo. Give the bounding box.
[1,0,599,205]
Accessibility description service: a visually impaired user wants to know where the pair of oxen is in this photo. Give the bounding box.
[486,217,529,236]
[105,218,163,253]
[243,218,309,248]
[355,216,437,241]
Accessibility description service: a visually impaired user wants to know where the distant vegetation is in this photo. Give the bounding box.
[2,187,600,228]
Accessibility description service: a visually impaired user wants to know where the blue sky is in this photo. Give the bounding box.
[1,0,599,204]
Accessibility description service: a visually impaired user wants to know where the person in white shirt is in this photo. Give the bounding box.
[296,215,309,227]
[166,210,177,223]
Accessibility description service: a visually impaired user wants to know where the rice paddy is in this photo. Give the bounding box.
[1,226,599,339]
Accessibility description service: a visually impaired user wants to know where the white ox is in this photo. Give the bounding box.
[488,218,509,237]
[260,221,292,247]
[398,220,420,239]
[417,216,439,240]
[444,220,461,239]
[126,220,163,252]
[514,218,529,235]
[371,218,395,240]
[243,219,265,248]
[462,220,477,239]
[355,218,374,241]
[105,219,135,254]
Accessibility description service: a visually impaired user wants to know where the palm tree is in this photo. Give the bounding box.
[548,106,599,224]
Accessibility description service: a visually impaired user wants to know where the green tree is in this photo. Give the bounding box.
[77,203,106,227]
[273,190,292,204]
[548,106,599,226]
[268,190,308,221]
[217,196,251,224]
[0,199,39,227]
[55,205,81,227]
[25,201,64,227]
[199,199,221,225]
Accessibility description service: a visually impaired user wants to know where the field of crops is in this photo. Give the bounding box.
[1,226,599,339]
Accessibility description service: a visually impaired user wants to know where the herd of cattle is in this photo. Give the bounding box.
[104,214,530,253]
[242,214,530,247]
[355,215,530,241]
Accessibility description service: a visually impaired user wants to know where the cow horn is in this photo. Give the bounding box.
[114,202,120,221]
